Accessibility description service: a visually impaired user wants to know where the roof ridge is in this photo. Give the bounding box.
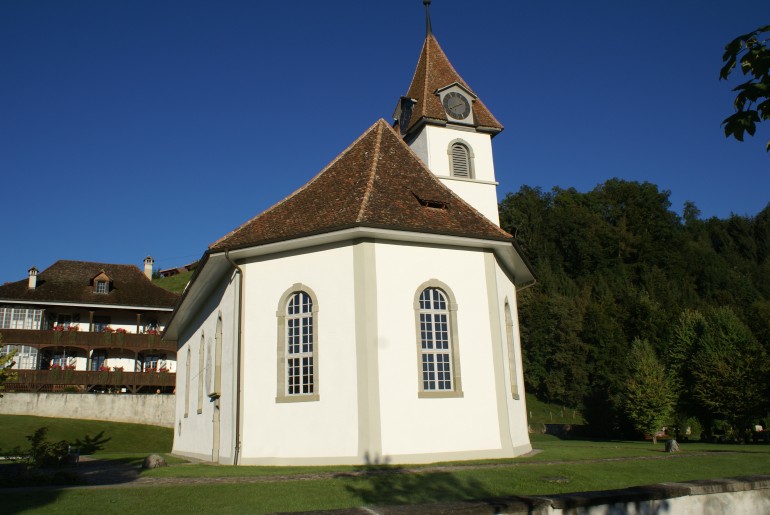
[356,121,385,222]
[209,121,384,250]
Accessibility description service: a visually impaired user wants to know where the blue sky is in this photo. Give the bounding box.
[1,0,768,284]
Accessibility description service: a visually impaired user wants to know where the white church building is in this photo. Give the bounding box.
[164,5,536,466]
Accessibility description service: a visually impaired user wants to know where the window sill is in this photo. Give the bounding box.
[276,393,320,403]
[418,390,464,399]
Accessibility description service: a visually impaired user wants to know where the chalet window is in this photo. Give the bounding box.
[0,344,38,369]
[95,280,108,294]
[276,285,319,403]
[90,351,107,371]
[56,313,79,329]
[414,281,463,398]
[93,316,111,333]
[142,353,164,372]
[448,140,474,179]
[0,306,42,330]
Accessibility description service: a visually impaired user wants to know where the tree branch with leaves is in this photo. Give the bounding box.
[720,25,770,153]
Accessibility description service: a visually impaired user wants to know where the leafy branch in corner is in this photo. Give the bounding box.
[720,24,770,153]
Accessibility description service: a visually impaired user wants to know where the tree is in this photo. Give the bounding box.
[0,334,17,397]
[690,308,768,434]
[720,25,770,153]
[622,339,677,444]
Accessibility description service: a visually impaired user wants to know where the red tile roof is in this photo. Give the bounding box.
[399,34,503,134]
[0,260,179,308]
[210,119,512,252]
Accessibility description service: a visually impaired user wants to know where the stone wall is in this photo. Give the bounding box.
[0,392,174,427]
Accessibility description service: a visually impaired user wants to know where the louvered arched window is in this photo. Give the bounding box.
[448,140,474,179]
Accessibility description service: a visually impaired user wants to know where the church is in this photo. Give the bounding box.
[164,1,536,465]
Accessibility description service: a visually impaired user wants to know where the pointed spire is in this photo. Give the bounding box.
[424,0,432,36]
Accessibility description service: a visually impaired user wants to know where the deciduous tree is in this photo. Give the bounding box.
[622,339,677,444]
[720,25,770,153]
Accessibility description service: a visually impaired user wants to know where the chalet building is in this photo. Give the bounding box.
[165,2,535,465]
[0,258,179,393]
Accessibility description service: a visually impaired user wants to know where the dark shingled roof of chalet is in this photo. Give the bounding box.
[399,34,503,134]
[210,119,512,252]
[0,261,179,308]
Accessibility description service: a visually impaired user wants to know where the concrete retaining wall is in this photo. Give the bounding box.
[0,392,174,427]
[308,475,770,514]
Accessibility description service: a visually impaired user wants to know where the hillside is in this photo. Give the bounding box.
[153,270,193,294]
[501,179,770,436]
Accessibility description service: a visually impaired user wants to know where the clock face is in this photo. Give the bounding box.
[442,92,471,120]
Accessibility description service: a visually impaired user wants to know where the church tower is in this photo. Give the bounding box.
[394,0,504,225]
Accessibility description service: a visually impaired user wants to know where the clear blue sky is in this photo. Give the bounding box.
[1,0,768,284]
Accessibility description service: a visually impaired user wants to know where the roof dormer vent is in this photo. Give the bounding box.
[412,192,447,210]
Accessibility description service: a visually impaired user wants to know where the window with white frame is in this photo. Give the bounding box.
[286,292,314,395]
[448,140,474,179]
[0,306,42,330]
[414,281,463,397]
[1,344,39,370]
[95,280,108,294]
[276,286,319,402]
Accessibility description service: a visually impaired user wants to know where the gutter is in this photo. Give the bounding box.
[224,250,244,465]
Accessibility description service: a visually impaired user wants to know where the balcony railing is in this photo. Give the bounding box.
[0,328,176,353]
[3,369,176,394]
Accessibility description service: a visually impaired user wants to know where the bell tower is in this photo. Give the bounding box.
[394,0,504,225]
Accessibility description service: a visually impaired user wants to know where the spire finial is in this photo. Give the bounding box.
[423,0,432,36]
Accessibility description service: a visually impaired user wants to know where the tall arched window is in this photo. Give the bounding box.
[414,280,463,398]
[197,333,205,414]
[184,347,191,418]
[448,140,474,179]
[276,285,320,402]
[504,300,520,399]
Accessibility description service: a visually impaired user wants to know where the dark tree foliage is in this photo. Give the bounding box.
[720,25,770,153]
[500,181,770,434]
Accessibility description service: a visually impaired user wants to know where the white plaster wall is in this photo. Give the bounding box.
[438,178,501,225]
[172,274,237,463]
[494,261,531,453]
[408,125,500,225]
[374,242,503,458]
[239,244,359,461]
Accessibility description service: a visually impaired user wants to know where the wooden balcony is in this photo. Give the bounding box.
[3,369,176,394]
[0,328,176,353]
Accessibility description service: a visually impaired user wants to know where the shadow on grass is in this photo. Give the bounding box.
[71,431,111,455]
[337,453,494,508]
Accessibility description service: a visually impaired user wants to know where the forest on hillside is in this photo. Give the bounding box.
[500,179,770,439]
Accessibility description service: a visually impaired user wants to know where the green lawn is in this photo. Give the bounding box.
[0,414,172,455]
[5,430,770,514]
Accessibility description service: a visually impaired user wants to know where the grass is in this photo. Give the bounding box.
[153,271,193,293]
[6,443,770,514]
[526,394,585,426]
[3,416,770,514]
[0,414,172,455]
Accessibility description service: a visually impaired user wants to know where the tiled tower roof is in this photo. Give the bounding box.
[398,34,503,135]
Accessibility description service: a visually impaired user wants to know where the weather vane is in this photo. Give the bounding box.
[424,0,432,36]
